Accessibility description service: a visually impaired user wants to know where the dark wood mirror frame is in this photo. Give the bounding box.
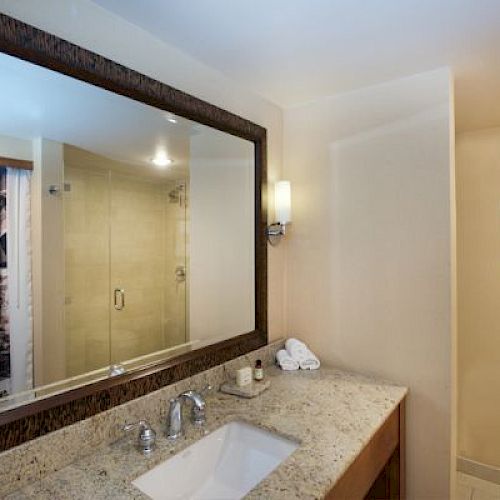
[0,13,267,452]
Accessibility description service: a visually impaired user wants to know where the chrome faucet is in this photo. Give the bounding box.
[167,385,211,440]
[123,419,156,454]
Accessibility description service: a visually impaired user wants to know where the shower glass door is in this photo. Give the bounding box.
[64,165,111,377]
[109,173,187,365]
[64,157,187,378]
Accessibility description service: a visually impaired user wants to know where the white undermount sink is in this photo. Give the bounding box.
[132,420,299,500]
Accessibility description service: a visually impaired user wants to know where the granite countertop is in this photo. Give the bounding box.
[6,367,407,500]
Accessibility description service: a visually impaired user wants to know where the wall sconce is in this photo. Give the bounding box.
[267,180,291,245]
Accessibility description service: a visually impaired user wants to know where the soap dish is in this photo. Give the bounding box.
[220,379,271,399]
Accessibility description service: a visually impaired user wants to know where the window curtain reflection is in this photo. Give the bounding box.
[0,168,8,397]
[0,167,33,398]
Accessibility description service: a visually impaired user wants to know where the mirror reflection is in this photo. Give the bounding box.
[0,52,255,409]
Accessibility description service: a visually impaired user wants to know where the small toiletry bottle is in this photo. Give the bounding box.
[254,359,264,381]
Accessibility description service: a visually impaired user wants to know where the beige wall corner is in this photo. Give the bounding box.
[449,72,458,500]
[283,68,454,499]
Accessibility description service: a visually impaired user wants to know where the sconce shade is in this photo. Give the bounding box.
[275,181,291,224]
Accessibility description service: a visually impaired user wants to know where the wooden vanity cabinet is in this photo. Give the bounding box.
[326,399,406,500]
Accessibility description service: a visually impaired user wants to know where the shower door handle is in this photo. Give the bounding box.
[175,266,186,283]
[114,288,125,310]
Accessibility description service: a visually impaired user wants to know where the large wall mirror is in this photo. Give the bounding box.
[0,13,266,436]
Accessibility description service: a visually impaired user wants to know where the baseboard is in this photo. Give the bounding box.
[457,456,500,485]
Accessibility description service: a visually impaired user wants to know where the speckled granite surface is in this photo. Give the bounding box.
[3,357,407,500]
[0,341,282,497]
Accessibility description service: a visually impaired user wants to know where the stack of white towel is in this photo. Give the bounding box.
[276,338,320,371]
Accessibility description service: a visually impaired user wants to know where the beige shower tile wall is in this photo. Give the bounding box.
[0,340,283,497]
[110,173,167,363]
[64,166,110,377]
[64,161,187,376]
[162,180,187,348]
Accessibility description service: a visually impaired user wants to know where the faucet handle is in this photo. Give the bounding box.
[123,419,156,454]
[122,419,152,433]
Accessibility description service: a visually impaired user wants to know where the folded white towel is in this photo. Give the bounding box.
[285,338,321,370]
[298,355,320,370]
[285,338,309,359]
[276,349,299,371]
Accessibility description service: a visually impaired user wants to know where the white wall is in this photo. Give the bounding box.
[0,0,285,340]
[283,69,454,499]
[0,134,32,161]
[31,138,65,385]
[189,130,254,342]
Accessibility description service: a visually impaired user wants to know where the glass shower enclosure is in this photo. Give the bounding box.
[63,150,187,378]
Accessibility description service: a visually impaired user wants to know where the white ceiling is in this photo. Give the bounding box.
[94,0,500,131]
[0,51,198,179]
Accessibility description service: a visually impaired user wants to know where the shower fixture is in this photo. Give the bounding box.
[168,182,186,206]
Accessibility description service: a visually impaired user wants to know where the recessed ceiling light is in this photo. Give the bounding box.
[152,152,173,168]
[164,113,178,124]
